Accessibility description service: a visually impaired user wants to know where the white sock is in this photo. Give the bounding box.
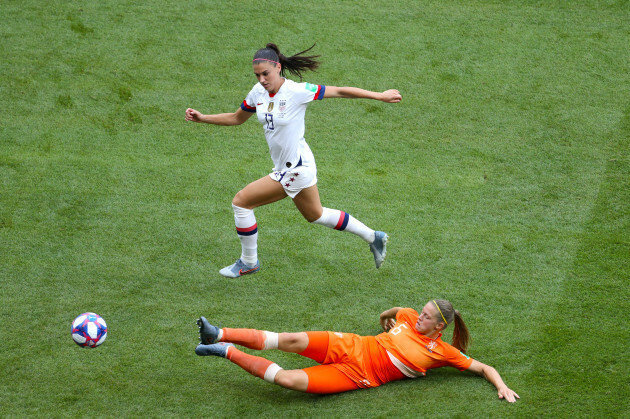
[263,331,279,350]
[232,204,258,266]
[263,363,283,383]
[312,207,375,243]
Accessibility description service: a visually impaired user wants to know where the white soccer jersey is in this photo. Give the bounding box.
[241,79,326,171]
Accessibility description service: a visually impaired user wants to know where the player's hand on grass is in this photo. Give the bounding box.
[498,386,520,403]
[380,89,402,103]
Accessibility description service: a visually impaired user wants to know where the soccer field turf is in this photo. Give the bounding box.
[1,1,628,417]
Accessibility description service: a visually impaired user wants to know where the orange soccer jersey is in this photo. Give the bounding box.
[374,308,473,377]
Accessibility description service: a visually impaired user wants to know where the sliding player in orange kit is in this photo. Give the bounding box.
[194,299,519,402]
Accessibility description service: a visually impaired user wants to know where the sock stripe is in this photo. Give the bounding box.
[334,212,349,231]
[236,224,258,236]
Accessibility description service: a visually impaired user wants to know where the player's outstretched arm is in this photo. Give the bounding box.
[185,107,253,126]
[323,86,402,103]
[467,360,520,403]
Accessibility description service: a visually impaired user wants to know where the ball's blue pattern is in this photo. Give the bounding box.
[71,312,107,348]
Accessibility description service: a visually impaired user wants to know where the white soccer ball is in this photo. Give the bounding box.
[71,312,107,348]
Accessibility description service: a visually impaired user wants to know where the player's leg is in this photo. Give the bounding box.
[302,365,360,394]
[221,329,322,359]
[233,175,288,209]
[220,176,287,278]
[218,362,357,393]
[198,321,338,371]
[195,342,304,389]
[293,185,374,239]
[197,317,310,352]
[195,334,352,393]
[292,184,389,268]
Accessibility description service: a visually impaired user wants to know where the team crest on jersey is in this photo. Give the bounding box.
[267,102,274,112]
[279,100,286,112]
[425,341,437,353]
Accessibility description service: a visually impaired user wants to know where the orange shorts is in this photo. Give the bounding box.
[303,364,359,394]
[299,331,405,394]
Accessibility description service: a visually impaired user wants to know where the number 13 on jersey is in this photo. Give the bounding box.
[265,113,274,130]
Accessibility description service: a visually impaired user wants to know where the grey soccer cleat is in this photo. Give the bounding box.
[197,317,220,345]
[369,231,388,268]
[219,259,261,278]
[195,342,234,358]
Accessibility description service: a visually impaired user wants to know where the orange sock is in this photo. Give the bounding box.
[221,328,265,350]
[227,347,281,382]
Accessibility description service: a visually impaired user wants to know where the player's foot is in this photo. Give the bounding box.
[195,342,234,358]
[369,231,388,268]
[197,316,220,345]
[219,259,260,278]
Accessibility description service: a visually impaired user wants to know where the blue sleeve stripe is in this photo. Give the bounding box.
[315,85,326,100]
[241,100,256,112]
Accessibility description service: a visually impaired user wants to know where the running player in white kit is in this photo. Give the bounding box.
[185,43,402,278]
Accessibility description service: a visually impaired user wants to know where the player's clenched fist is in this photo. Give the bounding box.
[185,108,203,122]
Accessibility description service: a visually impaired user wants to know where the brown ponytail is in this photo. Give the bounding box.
[451,309,470,353]
[253,43,320,79]
[433,299,471,353]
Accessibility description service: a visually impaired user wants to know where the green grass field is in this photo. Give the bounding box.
[1,0,628,417]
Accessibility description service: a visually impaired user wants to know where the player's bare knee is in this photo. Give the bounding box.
[304,208,322,223]
[273,372,293,388]
[274,371,304,391]
[304,212,320,223]
[280,332,298,347]
[232,191,248,208]
[279,332,305,351]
